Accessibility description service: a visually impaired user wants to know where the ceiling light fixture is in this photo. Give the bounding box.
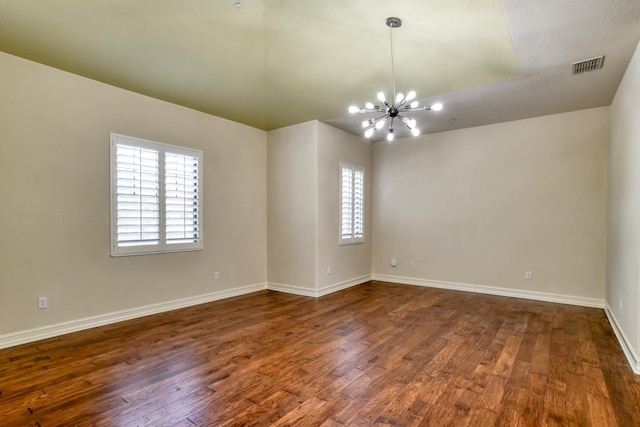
[348,17,443,142]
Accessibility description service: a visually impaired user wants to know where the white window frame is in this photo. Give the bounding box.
[110,133,203,256]
[340,161,365,245]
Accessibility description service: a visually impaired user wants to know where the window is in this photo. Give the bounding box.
[340,161,365,245]
[110,134,203,256]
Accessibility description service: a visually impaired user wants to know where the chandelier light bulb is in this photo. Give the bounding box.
[432,103,443,111]
[348,105,361,114]
[387,129,395,142]
[406,91,416,101]
[364,128,375,138]
[376,119,386,129]
[365,102,375,110]
[401,117,416,129]
[411,128,421,136]
[410,101,419,108]
[377,92,386,102]
[396,93,404,103]
[362,120,371,128]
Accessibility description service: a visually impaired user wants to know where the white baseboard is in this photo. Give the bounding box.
[604,305,640,375]
[317,274,372,297]
[371,274,606,308]
[267,282,318,297]
[0,282,267,350]
[267,274,371,298]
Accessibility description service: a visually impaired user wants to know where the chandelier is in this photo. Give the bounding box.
[348,17,443,141]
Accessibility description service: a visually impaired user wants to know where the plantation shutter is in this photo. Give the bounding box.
[340,162,365,245]
[340,164,354,241]
[110,134,203,256]
[353,167,365,240]
[165,152,200,244]
[114,144,160,247]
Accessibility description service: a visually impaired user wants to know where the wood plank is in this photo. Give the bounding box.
[587,391,619,427]
[477,375,507,412]
[0,281,636,426]
[564,371,590,425]
[519,373,545,426]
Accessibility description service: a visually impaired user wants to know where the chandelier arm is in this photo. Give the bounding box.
[366,114,391,127]
[405,106,436,112]
[353,104,387,113]
[397,114,417,129]
[396,113,410,123]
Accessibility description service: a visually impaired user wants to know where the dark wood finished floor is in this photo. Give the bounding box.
[1,281,639,426]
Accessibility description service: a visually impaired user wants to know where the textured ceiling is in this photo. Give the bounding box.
[1,0,639,141]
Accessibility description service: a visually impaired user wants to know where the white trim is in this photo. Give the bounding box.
[318,274,371,297]
[267,282,319,297]
[371,274,606,308]
[0,282,267,350]
[268,274,371,298]
[604,304,640,375]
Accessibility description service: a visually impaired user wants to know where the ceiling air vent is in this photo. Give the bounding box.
[571,56,604,74]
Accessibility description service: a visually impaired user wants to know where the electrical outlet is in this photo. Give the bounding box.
[391,258,397,267]
[525,271,532,280]
[409,261,415,269]
[214,272,220,280]
[38,297,47,309]
[327,267,332,275]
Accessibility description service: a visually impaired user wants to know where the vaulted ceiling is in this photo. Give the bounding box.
[1,0,639,140]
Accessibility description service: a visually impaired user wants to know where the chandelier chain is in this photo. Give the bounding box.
[390,25,396,102]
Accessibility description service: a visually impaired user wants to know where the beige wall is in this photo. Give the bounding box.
[267,121,318,291]
[608,41,640,358]
[372,107,609,302]
[317,123,372,290]
[0,52,267,337]
[267,121,372,295]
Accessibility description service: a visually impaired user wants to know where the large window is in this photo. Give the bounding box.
[340,161,365,245]
[110,134,203,256]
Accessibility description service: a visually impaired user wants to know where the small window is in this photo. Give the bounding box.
[110,134,203,256]
[340,161,365,245]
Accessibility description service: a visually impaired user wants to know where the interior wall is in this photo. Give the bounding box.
[0,52,268,337]
[267,121,318,292]
[316,123,372,292]
[608,40,640,364]
[372,107,609,303]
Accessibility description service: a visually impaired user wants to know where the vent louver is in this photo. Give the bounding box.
[571,56,604,74]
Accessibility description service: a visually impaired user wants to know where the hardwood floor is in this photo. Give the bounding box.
[1,281,639,426]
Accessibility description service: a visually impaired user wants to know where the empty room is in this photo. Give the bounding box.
[1,0,640,425]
